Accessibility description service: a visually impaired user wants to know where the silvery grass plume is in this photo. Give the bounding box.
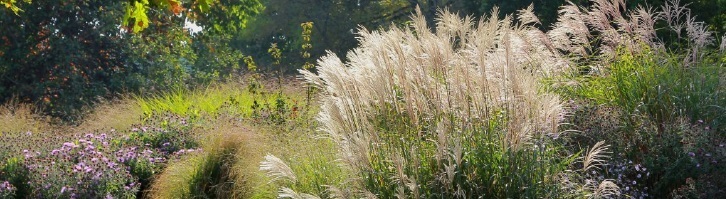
[549,0,715,65]
[657,0,717,58]
[557,141,620,198]
[550,0,660,57]
[260,154,325,199]
[583,141,611,172]
[278,187,321,199]
[302,5,569,196]
[583,141,620,199]
[301,0,718,197]
[260,154,297,183]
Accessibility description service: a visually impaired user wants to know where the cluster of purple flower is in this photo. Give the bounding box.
[605,160,650,199]
[20,133,165,198]
[0,181,15,197]
[1,114,202,198]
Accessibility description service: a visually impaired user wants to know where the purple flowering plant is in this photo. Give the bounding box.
[0,180,15,198]
[22,133,143,198]
[0,113,202,198]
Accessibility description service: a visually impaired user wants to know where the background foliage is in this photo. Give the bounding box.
[0,0,261,120]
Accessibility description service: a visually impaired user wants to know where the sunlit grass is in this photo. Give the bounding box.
[0,100,53,135]
[135,79,336,198]
[135,81,305,120]
[148,115,255,198]
[73,99,144,134]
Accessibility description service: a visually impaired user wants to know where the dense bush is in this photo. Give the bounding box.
[0,0,130,119]
[0,0,253,121]
[563,48,725,198]
[549,0,726,197]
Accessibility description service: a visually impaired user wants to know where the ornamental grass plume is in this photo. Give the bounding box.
[302,5,573,197]
[301,0,718,197]
[259,154,297,183]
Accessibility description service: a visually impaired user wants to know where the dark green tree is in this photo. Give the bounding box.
[0,0,262,120]
[0,0,130,119]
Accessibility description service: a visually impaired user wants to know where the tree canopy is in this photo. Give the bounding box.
[0,0,262,119]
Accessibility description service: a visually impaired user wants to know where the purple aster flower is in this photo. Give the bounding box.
[63,142,78,148]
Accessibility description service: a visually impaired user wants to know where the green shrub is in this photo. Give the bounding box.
[561,46,725,198]
[581,48,725,132]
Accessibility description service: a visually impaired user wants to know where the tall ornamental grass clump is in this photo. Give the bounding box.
[299,6,616,198]
[148,126,242,199]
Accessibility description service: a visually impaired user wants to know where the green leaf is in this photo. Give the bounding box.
[199,0,212,12]
[130,1,149,32]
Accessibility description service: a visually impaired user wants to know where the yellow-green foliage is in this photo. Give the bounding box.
[142,80,324,198]
[135,83,288,119]
[577,48,725,130]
